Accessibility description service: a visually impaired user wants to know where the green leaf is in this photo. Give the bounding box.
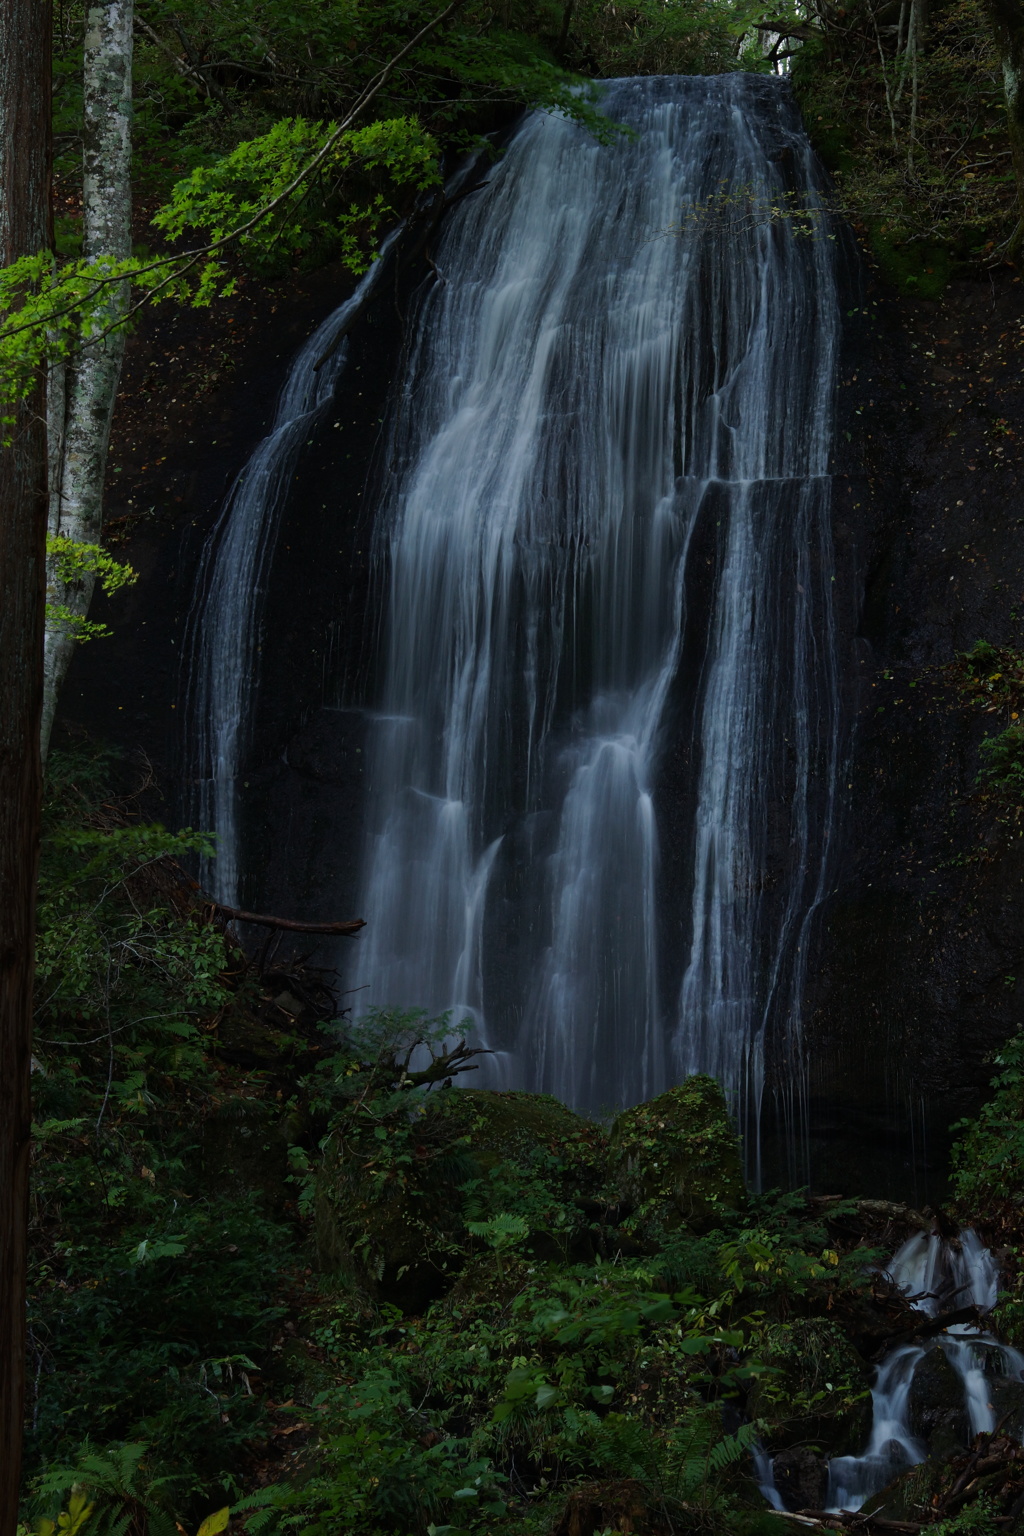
[196,1509,230,1536]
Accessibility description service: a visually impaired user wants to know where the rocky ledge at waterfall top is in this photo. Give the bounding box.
[52,210,1024,1197]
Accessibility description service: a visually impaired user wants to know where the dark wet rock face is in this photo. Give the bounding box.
[907,1343,972,1460]
[801,273,1024,1199]
[991,1368,1024,1440]
[773,1446,830,1511]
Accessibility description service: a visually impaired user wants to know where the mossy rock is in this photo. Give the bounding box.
[314,1087,476,1310]
[452,1088,599,1158]
[453,1089,609,1263]
[608,1076,745,1232]
[861,1460,943,1523]
[314,1086,607,1309]
[747,1317,872,1454]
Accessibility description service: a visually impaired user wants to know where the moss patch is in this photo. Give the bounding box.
[609,1076,745,1233]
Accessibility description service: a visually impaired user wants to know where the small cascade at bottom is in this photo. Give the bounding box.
[764,1230,1024,1514]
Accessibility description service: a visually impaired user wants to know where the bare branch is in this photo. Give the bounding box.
[211,904,366,936]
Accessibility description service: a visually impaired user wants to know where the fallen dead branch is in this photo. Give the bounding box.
[210,904,366,936]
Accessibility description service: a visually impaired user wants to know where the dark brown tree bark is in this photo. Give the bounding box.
[0,0,52,1520]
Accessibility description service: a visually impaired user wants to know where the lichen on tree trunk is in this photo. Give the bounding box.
[42,0,134,759]
[983,0,1024,255]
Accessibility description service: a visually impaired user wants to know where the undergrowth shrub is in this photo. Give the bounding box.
[23,765,898,1531]
[25,751,294,1516]
[791,0,1013,276]
[951,1024,1024,1344]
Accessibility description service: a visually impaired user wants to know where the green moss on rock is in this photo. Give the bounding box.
[609,1076,745,1232]
[450,1088,603,1169]
[314,1086,608,1307]
[314,1086,475,1308]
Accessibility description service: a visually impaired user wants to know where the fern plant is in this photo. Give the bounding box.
[27,1444,260,1536]
[28,1442,177,1536]
[585,1410,761,1532]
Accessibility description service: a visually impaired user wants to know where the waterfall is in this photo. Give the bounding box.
[824,1231,1024,1513]
[352,73,841,1146]
[185,231,401,904]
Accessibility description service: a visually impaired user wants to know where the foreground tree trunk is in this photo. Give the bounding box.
[983,0,1024,254]
[0,0,52,1519]
[42,0,134,759]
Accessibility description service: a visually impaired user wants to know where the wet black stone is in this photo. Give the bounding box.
[774,1446,830,1511]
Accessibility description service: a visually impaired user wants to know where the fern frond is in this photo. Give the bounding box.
[707,1419,760,1473]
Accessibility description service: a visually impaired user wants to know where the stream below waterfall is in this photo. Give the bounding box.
[760,1231,1024,1515]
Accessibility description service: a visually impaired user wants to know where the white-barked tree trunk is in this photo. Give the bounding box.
[42,0,133,758]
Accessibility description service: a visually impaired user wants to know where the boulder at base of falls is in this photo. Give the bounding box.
[772,1446,830,1511]
[449,1088,609,1265]
[861,1461,943,1524]
[608,1076,745,1233]
[314,1086,606,1309]
[907,1341,971,1460]
[453,1088,605,1177]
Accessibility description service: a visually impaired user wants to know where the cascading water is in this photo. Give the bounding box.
[185,230,401,904]
[824,1231,1024,1513]
[352,73,841,1154]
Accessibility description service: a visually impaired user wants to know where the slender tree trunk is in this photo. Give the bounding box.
[42,0,133,759]
[983,0,1024,254]
[0,0,52,1519]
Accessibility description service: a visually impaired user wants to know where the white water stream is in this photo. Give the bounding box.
[816,1231,1024,1514]
[185,227,403,903]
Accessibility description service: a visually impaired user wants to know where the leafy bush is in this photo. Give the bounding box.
[24,767,900,1529]
[566,0,753,79]
[978,725,1024,796]
[25,753,295,1515]
[791,0,1013,270]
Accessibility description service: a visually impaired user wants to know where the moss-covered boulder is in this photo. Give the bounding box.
[451,1088,604,1171]
[314,1085,476,1309]
[608,1076,745,1233]
[861,1461,944,1523]
[314,1086,608,1308]
[446,1088,612,1265]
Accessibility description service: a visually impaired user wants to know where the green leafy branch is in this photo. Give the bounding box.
[45,536,138,643]
[1,0,466,411]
